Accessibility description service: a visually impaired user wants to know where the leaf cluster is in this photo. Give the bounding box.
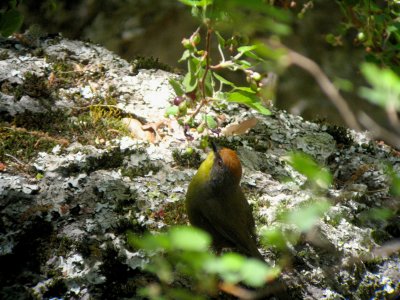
[333,0,400,69]
[166,0,295,142]
[129,226,280,299]
[0,0,23,37]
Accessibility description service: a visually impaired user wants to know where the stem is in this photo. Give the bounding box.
[217,43,225,62]
[201,28,212,100]
[192,28,212,119]
[287,49,361,131]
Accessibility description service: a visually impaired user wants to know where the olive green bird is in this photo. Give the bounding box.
[185,142,264,260]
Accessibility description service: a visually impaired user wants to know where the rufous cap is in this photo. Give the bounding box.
[219,148,242,184]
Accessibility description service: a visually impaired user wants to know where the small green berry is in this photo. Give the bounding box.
[197,124,205,133]
[251,72,262,81]
[357,32,366,42]
[185,147,194,155]
[191,33,201,45]
[182,38,192,49]
[178,101,188,115]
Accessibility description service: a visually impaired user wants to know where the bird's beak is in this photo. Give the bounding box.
[211,141,218,154]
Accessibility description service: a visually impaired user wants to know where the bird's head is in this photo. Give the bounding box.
[195,142,242,190]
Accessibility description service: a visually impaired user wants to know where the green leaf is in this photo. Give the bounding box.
[241,259,278,287]
[0,8,24,37]
[255,43,287,61]
[236,60,252,68]
[165,105,180,117]
[205,115,218,129]
[213,72,235,87]
[179,0,213,7]
[206,253,280,288]
[169,226,211,251]
[35,173,44,180]
[261,227,287,250]
[215,31,226,47]
[204,69,213,96]
[234,86,256,93]
[282,200,331,231]
[359,63,400,110]
[130,231,172,251]
[287,152,332,189]
[237,45,259,53]
[204,253,244,284]
[226,90,258,104]
[243,50,264,61]
[182,72,197,93]
[261,18,292,35]
[169,79,185,96]
[248,101,272,115]
[219,253,245,270]
[9,0,18,9]
[366,208,395,221]
[149,256,174,283]
[182,58,199,92]
[390,170,400,196]
[179,49,191,62]
[226,91,271,115]
[205,116,215,130]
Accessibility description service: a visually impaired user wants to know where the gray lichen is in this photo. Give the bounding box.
[0,36,399,299]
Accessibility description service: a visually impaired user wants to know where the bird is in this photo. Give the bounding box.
[185,142,264,260]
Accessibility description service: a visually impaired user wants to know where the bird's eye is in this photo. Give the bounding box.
[217,158,223,167]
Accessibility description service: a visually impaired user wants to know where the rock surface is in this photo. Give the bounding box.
[0,36,399,299]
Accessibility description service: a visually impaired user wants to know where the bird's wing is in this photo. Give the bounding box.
[199,196,263,259]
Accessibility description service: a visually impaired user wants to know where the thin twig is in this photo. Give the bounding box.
[286,49,361,131]
[386,105,400,133]
[218,282,256,300]
[200,28,212,100]
[5,153,25,165]
[358,112,400,149]
[217,43,226,63]
[191,28,212,119]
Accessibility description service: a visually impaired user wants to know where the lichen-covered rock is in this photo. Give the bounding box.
[0,36,399,299]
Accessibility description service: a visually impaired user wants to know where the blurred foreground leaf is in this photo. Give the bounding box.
[169,226,211,251]
[359,63,400,111]
[280,200,331,232]
[0,6,23,37]
[287,152,332,189]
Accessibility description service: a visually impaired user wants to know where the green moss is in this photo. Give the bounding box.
[89,95,122,123]
[172,148,202,168]
[209,136,241,151]
[115,216,145,235]
[325,211,342,227]
[0,125,59,163]
[131,56,172,72]
[161,199,188,226]
[371,229,392,244]
[1,71,54,104]
[32,47,45,57]
[247,136,271,152]
[76,238,102,259]
[325,125,354,147]
[114,188,138,212]
[13,110,68,133]
[121,161,161,178]
[1,107,131,170]
[45,56,83,88]
[23,72,53,100]
[0,50,10,60]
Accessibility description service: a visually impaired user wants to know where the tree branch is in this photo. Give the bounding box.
[287,49,361,131]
